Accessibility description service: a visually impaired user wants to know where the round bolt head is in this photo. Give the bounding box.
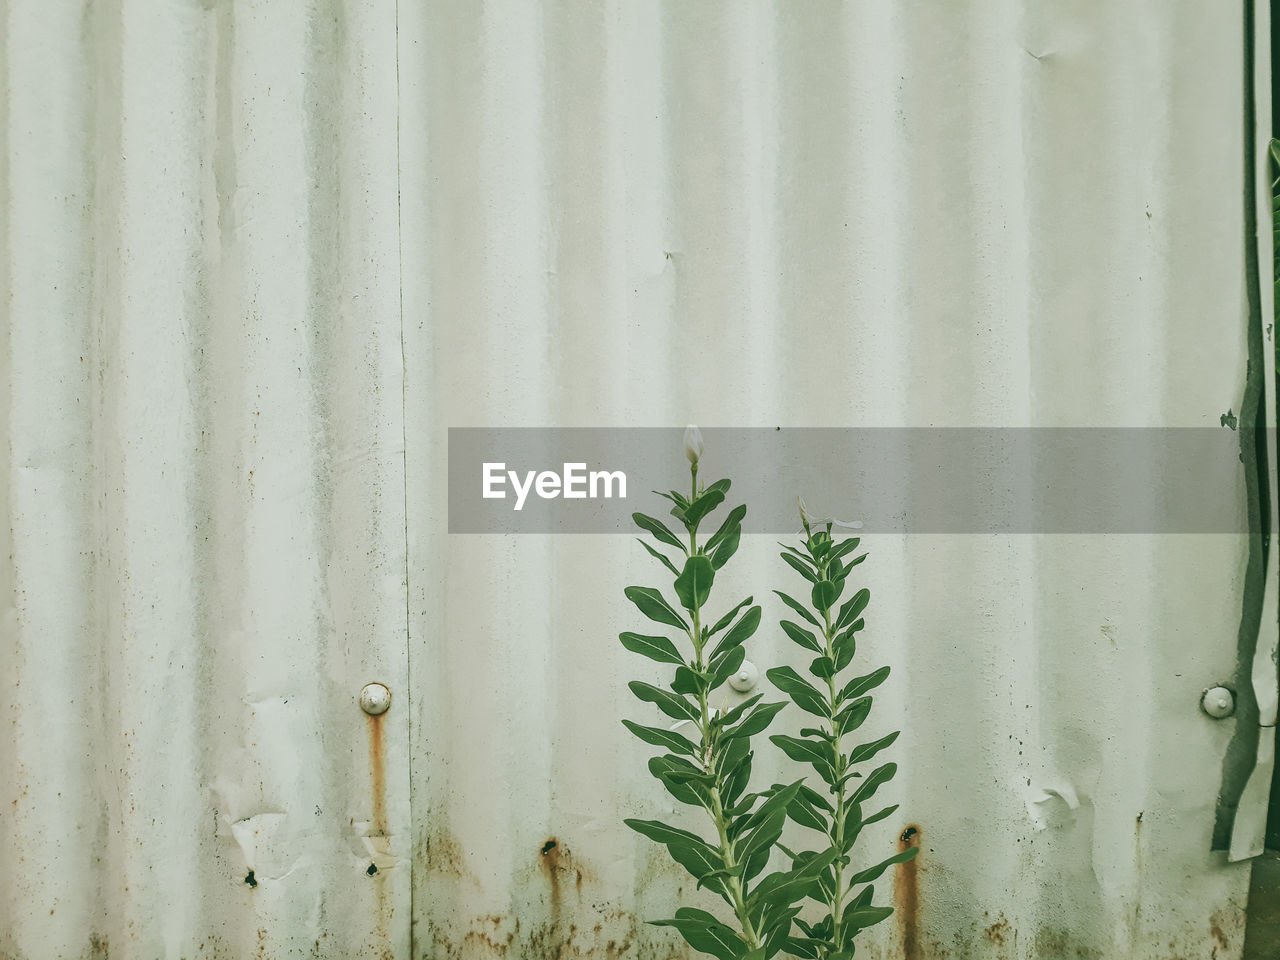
[360,682,392,716]
[729,660,760,693]
[1202,686,1234,719]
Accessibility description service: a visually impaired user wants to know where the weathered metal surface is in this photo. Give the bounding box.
[1,1,1275,960]
[1,0,409,958]
[398,2,1271,960]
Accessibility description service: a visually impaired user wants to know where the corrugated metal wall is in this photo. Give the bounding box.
[1,2,410,958]
[3,2,1275,959]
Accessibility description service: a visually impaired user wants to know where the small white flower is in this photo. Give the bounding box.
[683,424,704,464]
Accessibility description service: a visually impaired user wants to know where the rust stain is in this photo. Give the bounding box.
[540,836,564,925]
[366,713,390,952]
[984,912,1010,947]
[896,824,922,960]
[426,908,657,960]
[367,713,387,837]
[424,828,475,882]
[1032,928,1103,959]
[1210,910,1230,958]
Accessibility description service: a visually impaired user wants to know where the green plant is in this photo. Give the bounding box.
[621,427,835,960]
[621,429,915,960]
[767,501,918,959]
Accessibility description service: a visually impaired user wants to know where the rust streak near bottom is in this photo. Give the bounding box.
[367,714,387,837]
[896,824,922,960]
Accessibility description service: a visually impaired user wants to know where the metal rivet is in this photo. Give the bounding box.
[360,682,392,716]
[1202,686,1234,719]
[729,660,760,693]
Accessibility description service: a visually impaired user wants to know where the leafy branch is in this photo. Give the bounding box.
[767,502,917,960]
[621,429,836,960]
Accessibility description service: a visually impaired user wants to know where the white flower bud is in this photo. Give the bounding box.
[683,424,704,464]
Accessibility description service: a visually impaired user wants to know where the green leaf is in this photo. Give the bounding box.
[628,681,699,722]
[766,666,830,718]
[695,867,742,892]
[619,631,685,666]
[703,478,732,497]
[709,644,746,689]
[838,665,890,704]
[848,883,875,910]
[783,937,824,959]
[809,655,835,680]
[780,620,823,654]
[683,487,728,529]
[769,735,836,783]
[835,588,869,629]
[660,758,715,784]
[746,847,839,913]
[650,910,747,960]
[722,700,786,741]
[709,605,762,660]
[736,782,803,860]
[742,846,772,884]
[839,906,895,936]
[779,543,815,565]
[653,489,691,510]
[760,907,802,956]
[708,596,754,637]
[674,555,716,612]
[636,538,681,577]
[716,693,763,727]
[634,512,688,552]
[839,805,866,852]
[672,665,712,696]
[799,726,836,743]
[847,846,918,887]
[624,817,706,848]
[710,524,741,570]
[625,586,689,630]
[861,803,899,826]
[736,804,789,869]
[705,504,747,553]
[621,719,698,756]
[722,748,754,807]
[811,580,838,613]
[798,783,833,811]
[773,591,821,628]
[714,732,752,780]
[831,628,856,672]
[781,552,817,582]
[834,696,872,734]
[826,536,862,561]
[849,763,897,805]
[649,756,712,808]
[784,788,830,833]
[668,839,728,885]
[847,730,901,765]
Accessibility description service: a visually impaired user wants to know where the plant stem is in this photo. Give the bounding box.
[822,598,846,950]
[689,511,760,952]
[816,550,847,955]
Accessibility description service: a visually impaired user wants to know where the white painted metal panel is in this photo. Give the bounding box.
[2,2,1274,960]
[399,3,1271,960]
[2,1,409,958]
